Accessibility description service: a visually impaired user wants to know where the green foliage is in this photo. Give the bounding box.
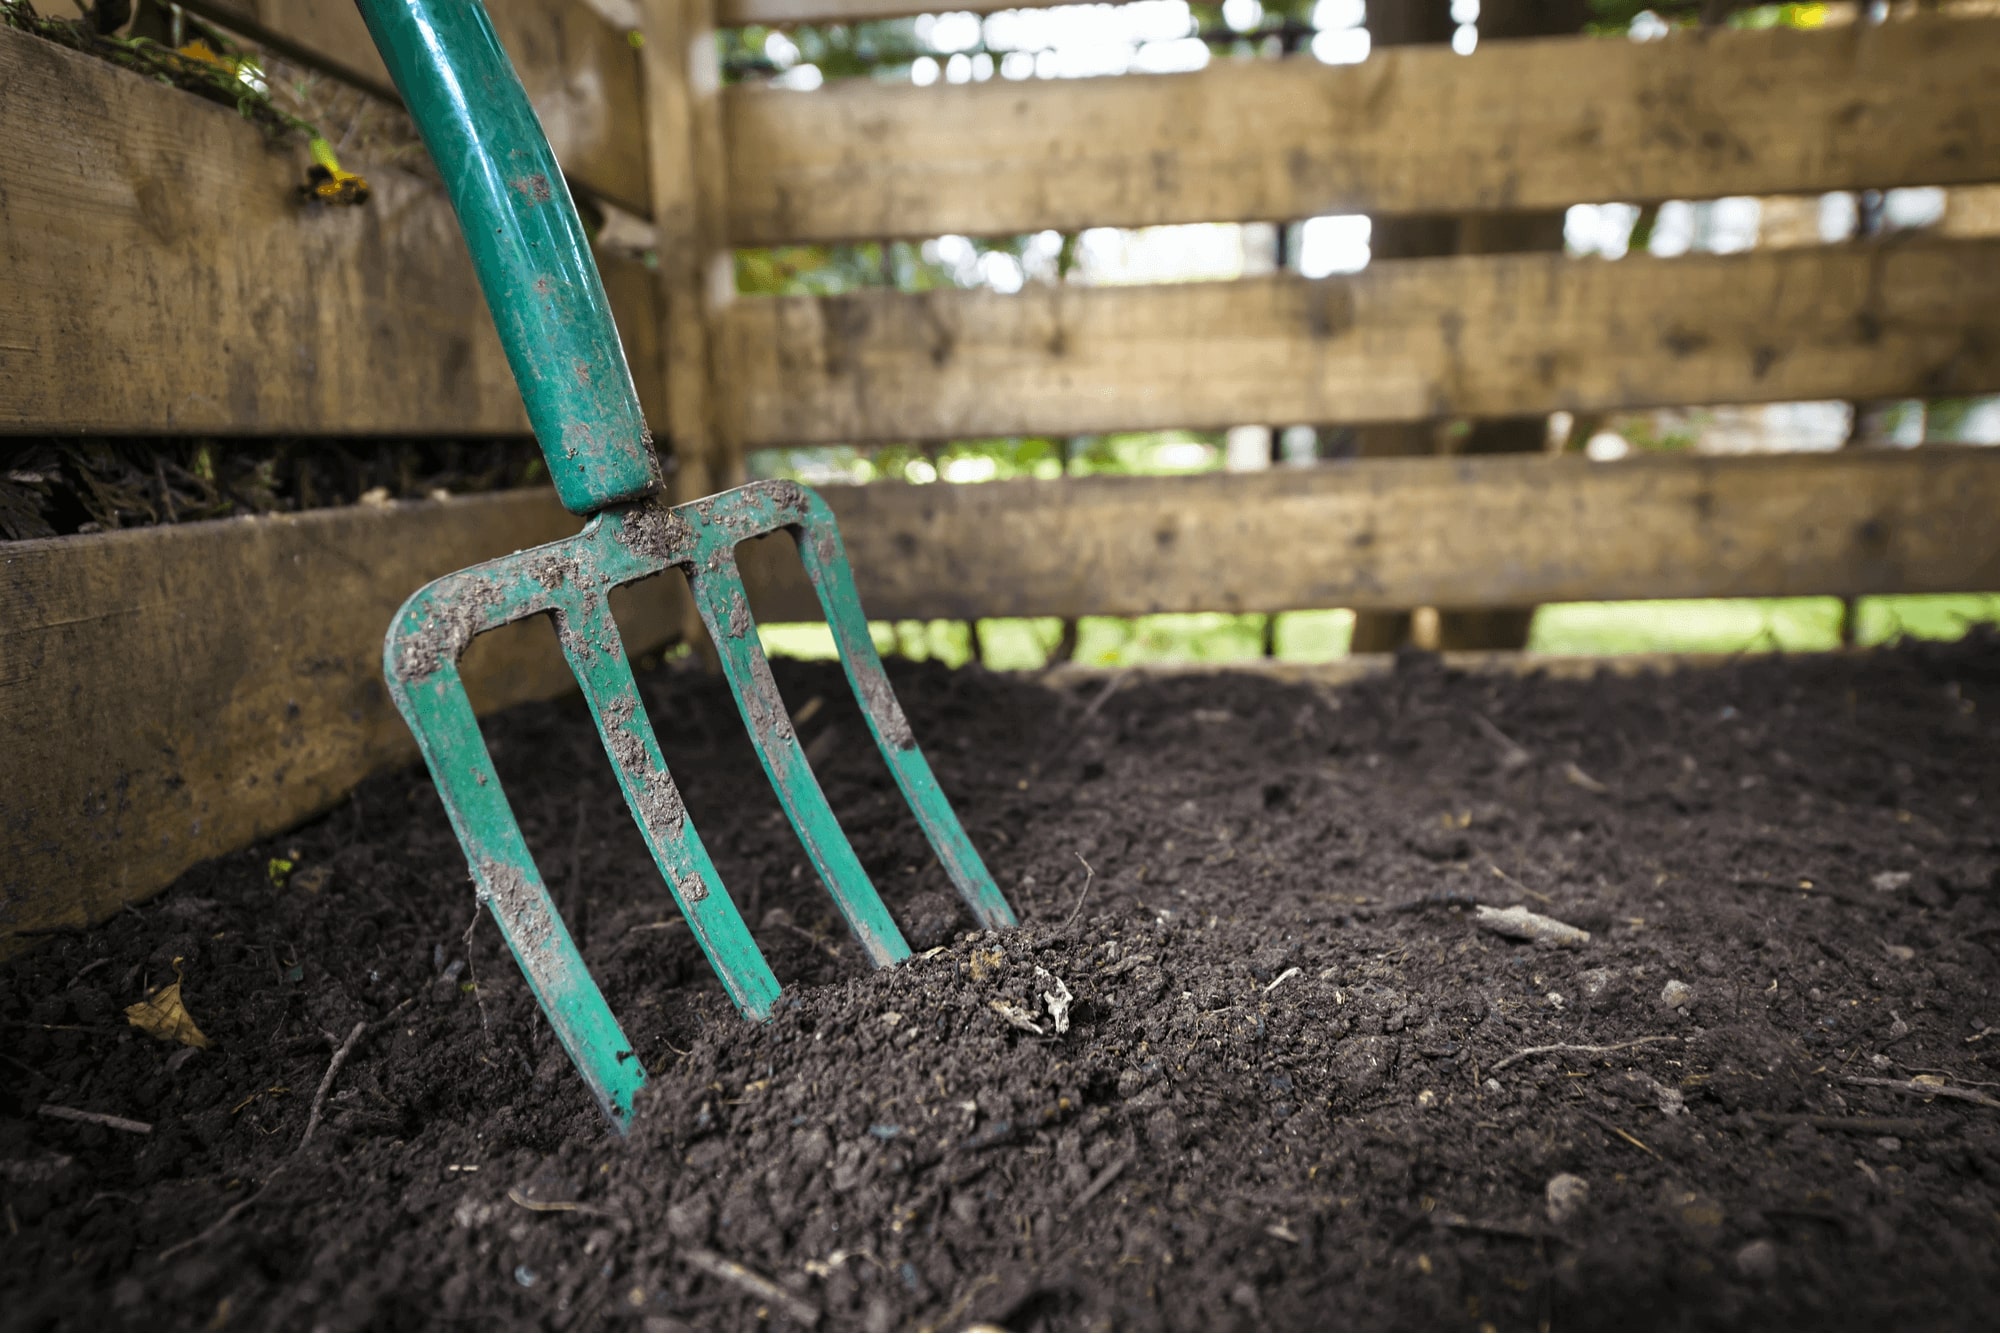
[1585,0,1829,32]
[719,17,929,82]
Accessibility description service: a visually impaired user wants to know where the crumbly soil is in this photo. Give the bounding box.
[7,641,2000,1330]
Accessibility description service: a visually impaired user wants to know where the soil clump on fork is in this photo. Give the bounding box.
[6,639,2000,1329]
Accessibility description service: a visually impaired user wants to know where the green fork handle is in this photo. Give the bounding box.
[354,0,658,516]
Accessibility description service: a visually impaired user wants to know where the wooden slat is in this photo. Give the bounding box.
[0,28,665,438]
[642,0,741,501]
[734,449,2000,624]
[183,0,652,217]
[723,17,2000,245]
[0,492,687,951]
[718,239,2000,446]
[6,448,1993,941]
[719,0,1065,22]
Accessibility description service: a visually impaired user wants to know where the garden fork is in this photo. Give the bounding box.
[360,0,1015,1130]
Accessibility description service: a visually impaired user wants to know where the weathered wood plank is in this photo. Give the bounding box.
[0,28,665,437]
[5,448,1993,942]
[183,0,652,216]
[737,449,2000,623]
[719,0,1066,22]
[723,17,2000,244]
[718,240,2000,446]
[0,491,687,951]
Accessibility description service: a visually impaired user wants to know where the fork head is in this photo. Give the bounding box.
[383,480,1016,1129]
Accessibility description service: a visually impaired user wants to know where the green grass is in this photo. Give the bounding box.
[759,595,2000,669]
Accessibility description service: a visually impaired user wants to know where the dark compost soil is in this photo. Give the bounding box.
[7,641,2000,1330]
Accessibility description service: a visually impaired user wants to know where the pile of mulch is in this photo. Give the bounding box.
[5,639,2000,1329]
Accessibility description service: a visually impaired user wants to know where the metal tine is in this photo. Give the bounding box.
[384,576,646,1130]
[686,546,914,969]
[549,581,783,1019]
[785,489,1018,932]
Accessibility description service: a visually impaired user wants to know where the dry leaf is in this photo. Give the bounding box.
[125,959,212,1050]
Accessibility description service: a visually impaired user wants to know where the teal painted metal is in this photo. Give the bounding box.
[353,0,656,516]
[365,0,1014,1130]
[385,486,1016,1128]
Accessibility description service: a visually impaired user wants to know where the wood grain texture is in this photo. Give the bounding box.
[718,240,2000,446]
[187,0,652,215]
[750,448,2000,622]
[719,0,1066,22]
[0,28,666,437]
[0,492,688,950]
[641,0,739,500]
[5,449,1992,940]
[723,17,2000,244]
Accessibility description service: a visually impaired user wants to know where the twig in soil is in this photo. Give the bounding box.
[1426,1210,1550,1241]
[1263,966,1302,995]
[1063,853,1097,928]
[1064,1154,1132,1217]
[777,920,844,963]
[679,1245,820,1326]
[299,1020,367,1150]
[1488,862,1553,906]
[461,907,494,1043]
[36,1104,151,1135]
[1735,876,1877,909]
[933,1273,1000,1332]
[1470,711,1532,772]
[158,1175,281,1262]
[1490,1035,1680,1073]
[1843,1075,2000,1110]
[1474,904,1590,948]
[1070,671,1129,733]
[1574,1108,1661,1159]
[506,1186,622,1220]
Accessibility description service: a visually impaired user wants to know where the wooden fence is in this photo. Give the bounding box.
[5,3,2000,942]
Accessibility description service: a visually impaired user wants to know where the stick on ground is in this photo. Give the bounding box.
[680,1245,820,1326]
[300,1020,367,1150]
[1063,853,1096,928]
[158,1176,279,1262]
[36,1104,151,1135]
[1844,1075,2000,1110]
[1491,1035,1679,1072]
[1065,1153,1132,1218]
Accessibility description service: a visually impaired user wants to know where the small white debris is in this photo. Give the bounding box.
[1545,991,1566,1010]
[1871,870,1913,893]
[1563,761,1610,794]
[1578,967,1617,999]
[1483,1078,1502,1094]
[880,1011,904,1028]
[1416,1089,1437,1109]
[1475,904,1591,948]
[989,1000,1045,1037]
[1733,1238,1779,1280]
[1545,1173,1590,1225]
[1034,967,1074,1036]
[1263,966,1302,995]
[1660,979,1694,1010]
[1655,1082,1686,1116]
[1881,941,1915,963]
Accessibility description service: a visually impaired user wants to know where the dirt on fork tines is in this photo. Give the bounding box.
[6,639,2000,1330]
